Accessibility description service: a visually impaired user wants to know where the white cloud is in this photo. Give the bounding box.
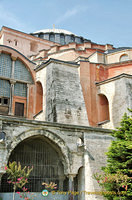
[55,5,88,25]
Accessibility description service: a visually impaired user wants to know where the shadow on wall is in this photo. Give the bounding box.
[112,77,132,128]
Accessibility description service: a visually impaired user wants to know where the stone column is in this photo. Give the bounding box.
[9,80,16,115]
[11,56,16,79]
[68,174,75,200]
[9,56,17,115]
[26,84,30,117]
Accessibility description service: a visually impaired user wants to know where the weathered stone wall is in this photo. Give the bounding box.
[0,115,113,200]
[36,61,89,126]
[97,75,132,129]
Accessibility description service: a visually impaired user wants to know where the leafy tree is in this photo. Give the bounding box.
[5,161,33,200]
[94,112,132,200]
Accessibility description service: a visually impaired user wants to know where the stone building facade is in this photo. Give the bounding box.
[0,26,131,199]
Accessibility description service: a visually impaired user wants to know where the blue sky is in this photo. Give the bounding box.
[0,0,132,47]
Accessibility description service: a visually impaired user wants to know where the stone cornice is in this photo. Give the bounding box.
[35,58,79,71]
[0,114,112,134]
[96,73,132,85]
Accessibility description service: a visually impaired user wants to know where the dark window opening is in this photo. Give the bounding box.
[71,35,75,43]
[0,97,9,106]
[0,97,9,114]
[15,102,24,117]
[3,98,8,105]
[15,40,18,46]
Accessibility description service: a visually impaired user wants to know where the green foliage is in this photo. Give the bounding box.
[5,161,33,200]
[6,161,33,190]
[94,111,132,200]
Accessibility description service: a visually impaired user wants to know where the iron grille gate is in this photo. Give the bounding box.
[1,136,67,192]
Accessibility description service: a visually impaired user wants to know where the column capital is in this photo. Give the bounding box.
[68,174,76,180]
[9,79,16,84]
[11,56,17,61]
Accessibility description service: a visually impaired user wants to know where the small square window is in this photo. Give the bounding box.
[3,98,8,105]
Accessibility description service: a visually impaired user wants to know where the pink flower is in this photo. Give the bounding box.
[5,166,7,170]
[23,187,28,192]
[24,197,29,200]
[8,181,12,184]
[122,185,125,188]
[16,192,20,194]
[97,180,100,183]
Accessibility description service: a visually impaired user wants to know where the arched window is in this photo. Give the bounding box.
[39,33,44,39]
[14,40,18,46]
[7,39,12,44]
[49,33,55,42]
[120,54,129,62]
[60,34,65,45]
[0,52,33,116]
[36,82,43,113]
[98,94,109,122]
[71,35,75,43]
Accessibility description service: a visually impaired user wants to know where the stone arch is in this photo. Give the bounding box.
[120,54,129,62]
[98,93,110,122]
[6,128,70,175]
[36,81,43,114]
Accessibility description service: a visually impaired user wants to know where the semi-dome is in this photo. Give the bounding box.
[30,28,89,45]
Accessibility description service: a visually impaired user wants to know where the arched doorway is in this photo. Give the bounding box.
[1,136,68,192]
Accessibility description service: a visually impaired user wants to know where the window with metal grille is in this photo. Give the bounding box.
[14,82,27,97]
[71,35,75,43]
[14,60,33,82]
[0,53,12,78]
[1,137,68,192]
[49,33,55,42]
[60,34,65,45]
[0,79,10,97]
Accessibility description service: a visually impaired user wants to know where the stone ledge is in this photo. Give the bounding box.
[0,115,112,134]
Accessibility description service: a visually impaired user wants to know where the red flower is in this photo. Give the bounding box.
[4,166,7,170]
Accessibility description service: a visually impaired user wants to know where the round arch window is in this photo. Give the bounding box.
[120,54,129,62]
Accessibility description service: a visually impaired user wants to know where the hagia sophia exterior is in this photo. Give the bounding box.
[0,26,131,200]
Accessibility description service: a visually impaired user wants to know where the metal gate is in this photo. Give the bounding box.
[1,136,67,192]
